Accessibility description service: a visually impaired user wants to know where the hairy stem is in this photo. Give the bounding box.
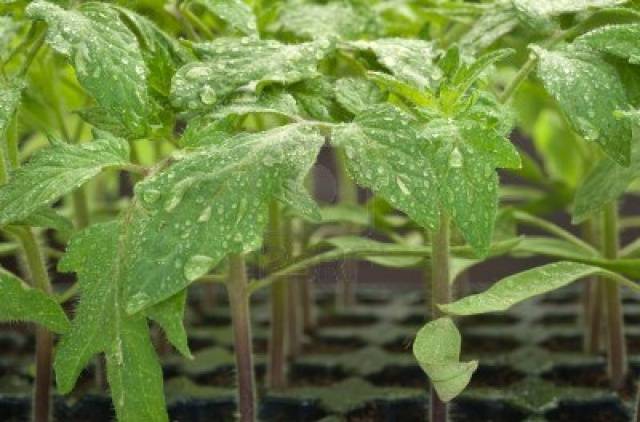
[430,212,451,422]
[267,201,288,388]
[603,202,627,388]
[16,228,53,422]
[227,254,257,422]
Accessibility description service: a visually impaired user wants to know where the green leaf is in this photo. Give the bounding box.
[450,49,514,100]
[171,38,332,110]
[125,123,323,312]
[533,46,632,165]
[19,207,74,234]
[440,261,639,316]
[573,140,640,223]
[459,4,519,50]
[331,104,440,231]
[513,0,627,32]
[335,77,385,115]
[0,132,129,226]
[55,221,185,422]
[277,1,379,40]
[0,267,69,333]
[332,105,519,255]
[114,5,191,96]
[424,118,520,255]
[192,0,258,37]
[577,23,640,65]
[346,39,442,91]
[0,79,23,139]
[27,1,152,137]
[413,318,478,402]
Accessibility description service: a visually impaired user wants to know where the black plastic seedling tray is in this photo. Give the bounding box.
[1,285,638,421]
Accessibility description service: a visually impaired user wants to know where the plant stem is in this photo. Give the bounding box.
[581,218,602,354]
[15,228,53,422]
[17,26,46,78]
[429,212,451,422]
[267,201,288,388]
[227,254,257,422]
[284,217,302,357]
[335,148,358,308]
[602,202,627,389]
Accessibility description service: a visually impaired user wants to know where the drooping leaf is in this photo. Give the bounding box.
[192,0,258,37]
[0,132,129,226]
[573,140,640,223]
[277,1,379,40]
[171,38,333,111]
[440,261,639,316]
[125,123,323,313]
[55,221,188,422]
[0,267,69,333]
[0,79,23,139]
[533,46,632,165]
[413,318,478,402]
[335,77,385,115]
[345,39,443,91]
[27,1,152,137]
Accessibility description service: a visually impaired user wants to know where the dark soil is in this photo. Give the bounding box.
[450,398,528,422]
[366,365,427,389]
[303,336,366,354]
[540,335,582,352]
[318,314,378,328]
[460,314,520,327]
[346,399,426,422]
[461,335,520,355]
[382,336,413,354]
[542,364,637,401]
[289,364,348,387]
[545,400,629,422]
[536,314,578,326]
[469,365,526,388]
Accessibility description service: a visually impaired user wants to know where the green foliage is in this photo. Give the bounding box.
[0,267,69,333]
[171,37,333,111]
[0,132,129,226]
[577,23,640,64]
[192,0,258,37]
[27,1,153,137]
[125,124,323,312]
[534,45,633,165]
[55,222,189,422]
[0,79,23,139]
[413,318,478,402]
[441,261,639,316]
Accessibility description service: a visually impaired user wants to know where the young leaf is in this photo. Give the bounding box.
[55,221,187,422]
[0,132,129,226]
[19,207,74,235]
[0,79,23,139]
[440,261,640,316]
[577,23,640,65]
[345,39,443,91]
[27,1,152,137]
[533,46,632,165]
[191,0,258,37]
[277,2,379,40]
[0,267,69,333]
[573,141,640,223]
[413,318,478,402]
[125,123,323,313]
[171,38,333,111]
